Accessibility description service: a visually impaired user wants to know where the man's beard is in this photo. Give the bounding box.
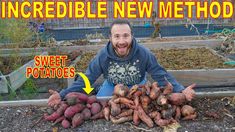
[113,42,132,57]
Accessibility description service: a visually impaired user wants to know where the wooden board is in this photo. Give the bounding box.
[169,69,235,87]
[7,52,48,92]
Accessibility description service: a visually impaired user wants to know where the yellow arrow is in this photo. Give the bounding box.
[76,72,94,94]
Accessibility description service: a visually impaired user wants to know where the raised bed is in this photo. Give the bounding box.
[0,52,48,93]
[67,47,235,88]
[0,96,234,131]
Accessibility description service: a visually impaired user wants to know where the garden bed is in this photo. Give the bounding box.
[74,48,235,71]
[0,96,234,132]
[0,55,34,75]
[0,51,81,100]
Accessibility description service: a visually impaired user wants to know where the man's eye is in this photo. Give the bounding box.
[114,35,119,38]
[124,34,130,38]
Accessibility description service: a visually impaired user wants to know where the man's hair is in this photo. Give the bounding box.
[109,19,133,35]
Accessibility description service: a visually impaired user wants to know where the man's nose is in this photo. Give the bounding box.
[118,37,126,44]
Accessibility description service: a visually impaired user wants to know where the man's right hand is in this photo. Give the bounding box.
[47,89,61,107]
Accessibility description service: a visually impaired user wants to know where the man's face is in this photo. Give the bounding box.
[110,24,132,57]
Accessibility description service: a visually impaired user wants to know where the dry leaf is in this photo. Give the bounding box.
[163,122,181,132]
[52,127,58,132]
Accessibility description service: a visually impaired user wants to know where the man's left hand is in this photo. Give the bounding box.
[182,83,196,101]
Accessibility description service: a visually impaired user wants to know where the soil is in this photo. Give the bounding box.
[0,55,34,75]
[0,97,234,132]
[0,51,81,101]
[75,48,235,72]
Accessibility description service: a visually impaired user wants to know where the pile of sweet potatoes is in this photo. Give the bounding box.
[103,82,197,127]
[44,92,107,128]
[44,81,197,128]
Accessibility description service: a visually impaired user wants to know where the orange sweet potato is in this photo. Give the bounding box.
[116,109,133,118]
[133,110,140,126]
[163,82,173,95]
[181,105,196,117]
[149,82,161,100]
[140,95,151,112]
[175,106,181,121]
[110,115,133,124]
[137,105,154,128]
[113,84,129,97]
[109,100,121,116]
[168,93,186,105]
[61,119,71,128]
[72,113,84,128]
[157,95,168,106]
[91,103,102,115]
[103,106,110,121]
[127,85,139,98]
[64,103,85,118]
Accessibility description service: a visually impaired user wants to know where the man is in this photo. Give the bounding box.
[48,19,195,106]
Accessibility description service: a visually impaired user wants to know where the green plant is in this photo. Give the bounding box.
[8,90,17,100]
[20,78,38,99]
[0,19,33,47]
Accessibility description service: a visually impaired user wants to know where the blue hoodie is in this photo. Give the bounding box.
[59,38,185,99]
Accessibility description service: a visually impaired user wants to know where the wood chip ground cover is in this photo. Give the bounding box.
[0,97,234,132]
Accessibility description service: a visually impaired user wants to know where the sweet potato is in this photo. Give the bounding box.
[149,82,161,100]
[140,95,151,112]
[109,100,121,116]
[64,103,85,118]
[44,102,68,121]
[182,113,197,120]
[72,113,84,128]
[103,106,110,121]
[148,111,159,119]
[133,90,142,97]
[133,110,140,126]
[57,102,69,115]
[44,112,61,121]
[116,109,133,118]
[168,93,186,105]
[181,105,195,117]
[144,81,152,95]
[87,95,97,104]
[153,112,171,127]
[137,105,154,128]
[134,96,140,107]
[81,108,91,120]
[110,115,133,124]
[127,85,139,98]
[157,95,168,106]
[65,92,88,103]
[61,119,71,128]
[114,97,134,105]
[99,100,108,108]
[90,110,104,120]
[161,108,175,119]
[113,84,129,97]
[86,103,92,108]
[66,97,80,106]
[175,106,181,120]
[91,103,102,115]
[52,116,65,126]
[163,81,173,95]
